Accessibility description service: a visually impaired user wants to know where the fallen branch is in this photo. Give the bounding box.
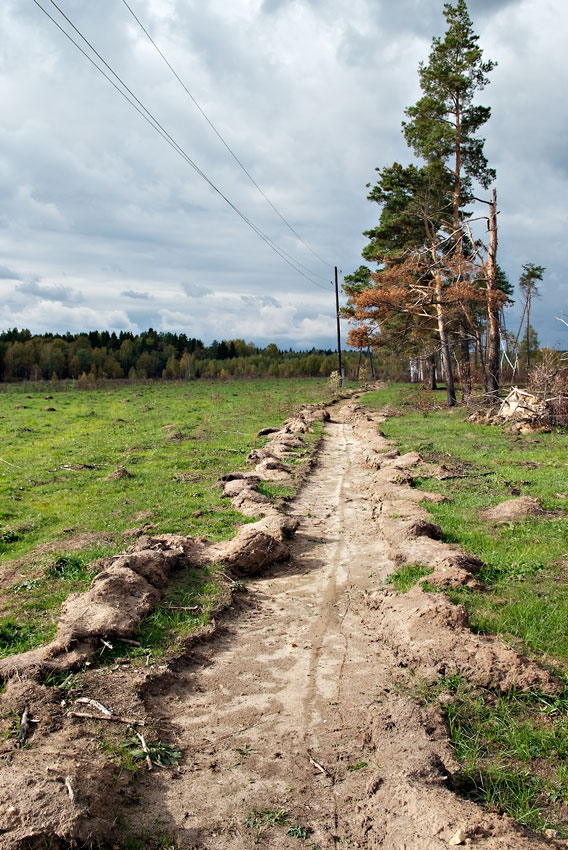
[134,730,153,771]
[308,752,332,778]
[76,697,113,717]
[166,605,199,611]
[15,707,31,748]
[68,711,144,726]
[65,775,75,802]
[218,570,235,584]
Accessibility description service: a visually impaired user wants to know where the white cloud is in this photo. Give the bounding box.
[1,301,137,335]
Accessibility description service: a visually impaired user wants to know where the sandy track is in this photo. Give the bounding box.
[124,407,554,849]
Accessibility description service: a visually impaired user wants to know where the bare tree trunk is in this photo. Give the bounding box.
[526,295,532,372]
[459,319,472,400]
[434,273,456,406]
[485,189,500,401]
[368,347,376,380]
[429,353,437,390]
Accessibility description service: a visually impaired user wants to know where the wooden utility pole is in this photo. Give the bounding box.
[334,266,343,382]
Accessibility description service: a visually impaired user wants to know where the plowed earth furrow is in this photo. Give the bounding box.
[125,410,553,849]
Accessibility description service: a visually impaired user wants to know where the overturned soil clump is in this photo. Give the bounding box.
[368,587,557,692]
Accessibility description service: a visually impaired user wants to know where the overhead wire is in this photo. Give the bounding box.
[119,0,333,274]
[32,0,331,291]
[42,0,328,290]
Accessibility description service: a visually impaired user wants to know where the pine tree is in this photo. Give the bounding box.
[403,0,495,236]
[346,2,497,406]
[404,0,496,403]
[518,263,544,371]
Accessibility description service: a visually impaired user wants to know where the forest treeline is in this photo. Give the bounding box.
[0,327,372,383]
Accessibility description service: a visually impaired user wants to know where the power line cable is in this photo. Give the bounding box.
[32,0,330,291]
[120,0,333,274]
[43,0,328,289]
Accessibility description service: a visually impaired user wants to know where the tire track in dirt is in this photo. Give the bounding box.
[126,406,556,850]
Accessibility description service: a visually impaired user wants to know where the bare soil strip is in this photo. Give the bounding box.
[123,404,556,849]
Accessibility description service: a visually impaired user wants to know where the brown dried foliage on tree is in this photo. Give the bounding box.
[346,251,484,347]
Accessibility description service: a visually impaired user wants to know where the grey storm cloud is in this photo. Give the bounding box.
[181,283,214,298]
[0,266,21,280]
[241,295,282,309]
[15,280,84,304]
[121,289,153,300]
[0,0,566,347]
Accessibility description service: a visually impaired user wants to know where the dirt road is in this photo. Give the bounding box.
[127,405,552,849]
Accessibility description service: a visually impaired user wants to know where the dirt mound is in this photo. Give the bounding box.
[369,587,558,693]
[106,465,133,479]
[248,435,305,465]
[256,426,280,437]
[216,473,276,516]
[481,496,546,522]
[207,516,297,576]
[253,456,292,480]
[0,746,123,850]
[381,450,422,470]
[163,430,187,442]
[219,476,262,498]
[280,405,329,434]
[230,487,272,515]
[425,553,484,590]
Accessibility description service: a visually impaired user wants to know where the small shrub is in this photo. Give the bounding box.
[346,761,368,772]
[327,370,342,393]
[129,740,181,767]
[287,825,312,840]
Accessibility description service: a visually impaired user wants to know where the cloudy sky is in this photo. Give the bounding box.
[1,0,566,350]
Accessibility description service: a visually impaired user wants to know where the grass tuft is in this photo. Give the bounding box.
[384,564,433,592]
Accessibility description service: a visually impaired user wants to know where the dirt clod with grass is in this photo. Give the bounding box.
[1,389,566,848]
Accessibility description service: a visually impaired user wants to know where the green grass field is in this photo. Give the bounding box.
[363,383,568,835]
[0,378,330,658]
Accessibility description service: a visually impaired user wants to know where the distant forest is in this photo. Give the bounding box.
[0,328,378,383]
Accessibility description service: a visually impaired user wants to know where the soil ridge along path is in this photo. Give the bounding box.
[124,402,558,849]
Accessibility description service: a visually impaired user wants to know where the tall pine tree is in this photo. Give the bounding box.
[347,1,497,406]
[403,0,495,237]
